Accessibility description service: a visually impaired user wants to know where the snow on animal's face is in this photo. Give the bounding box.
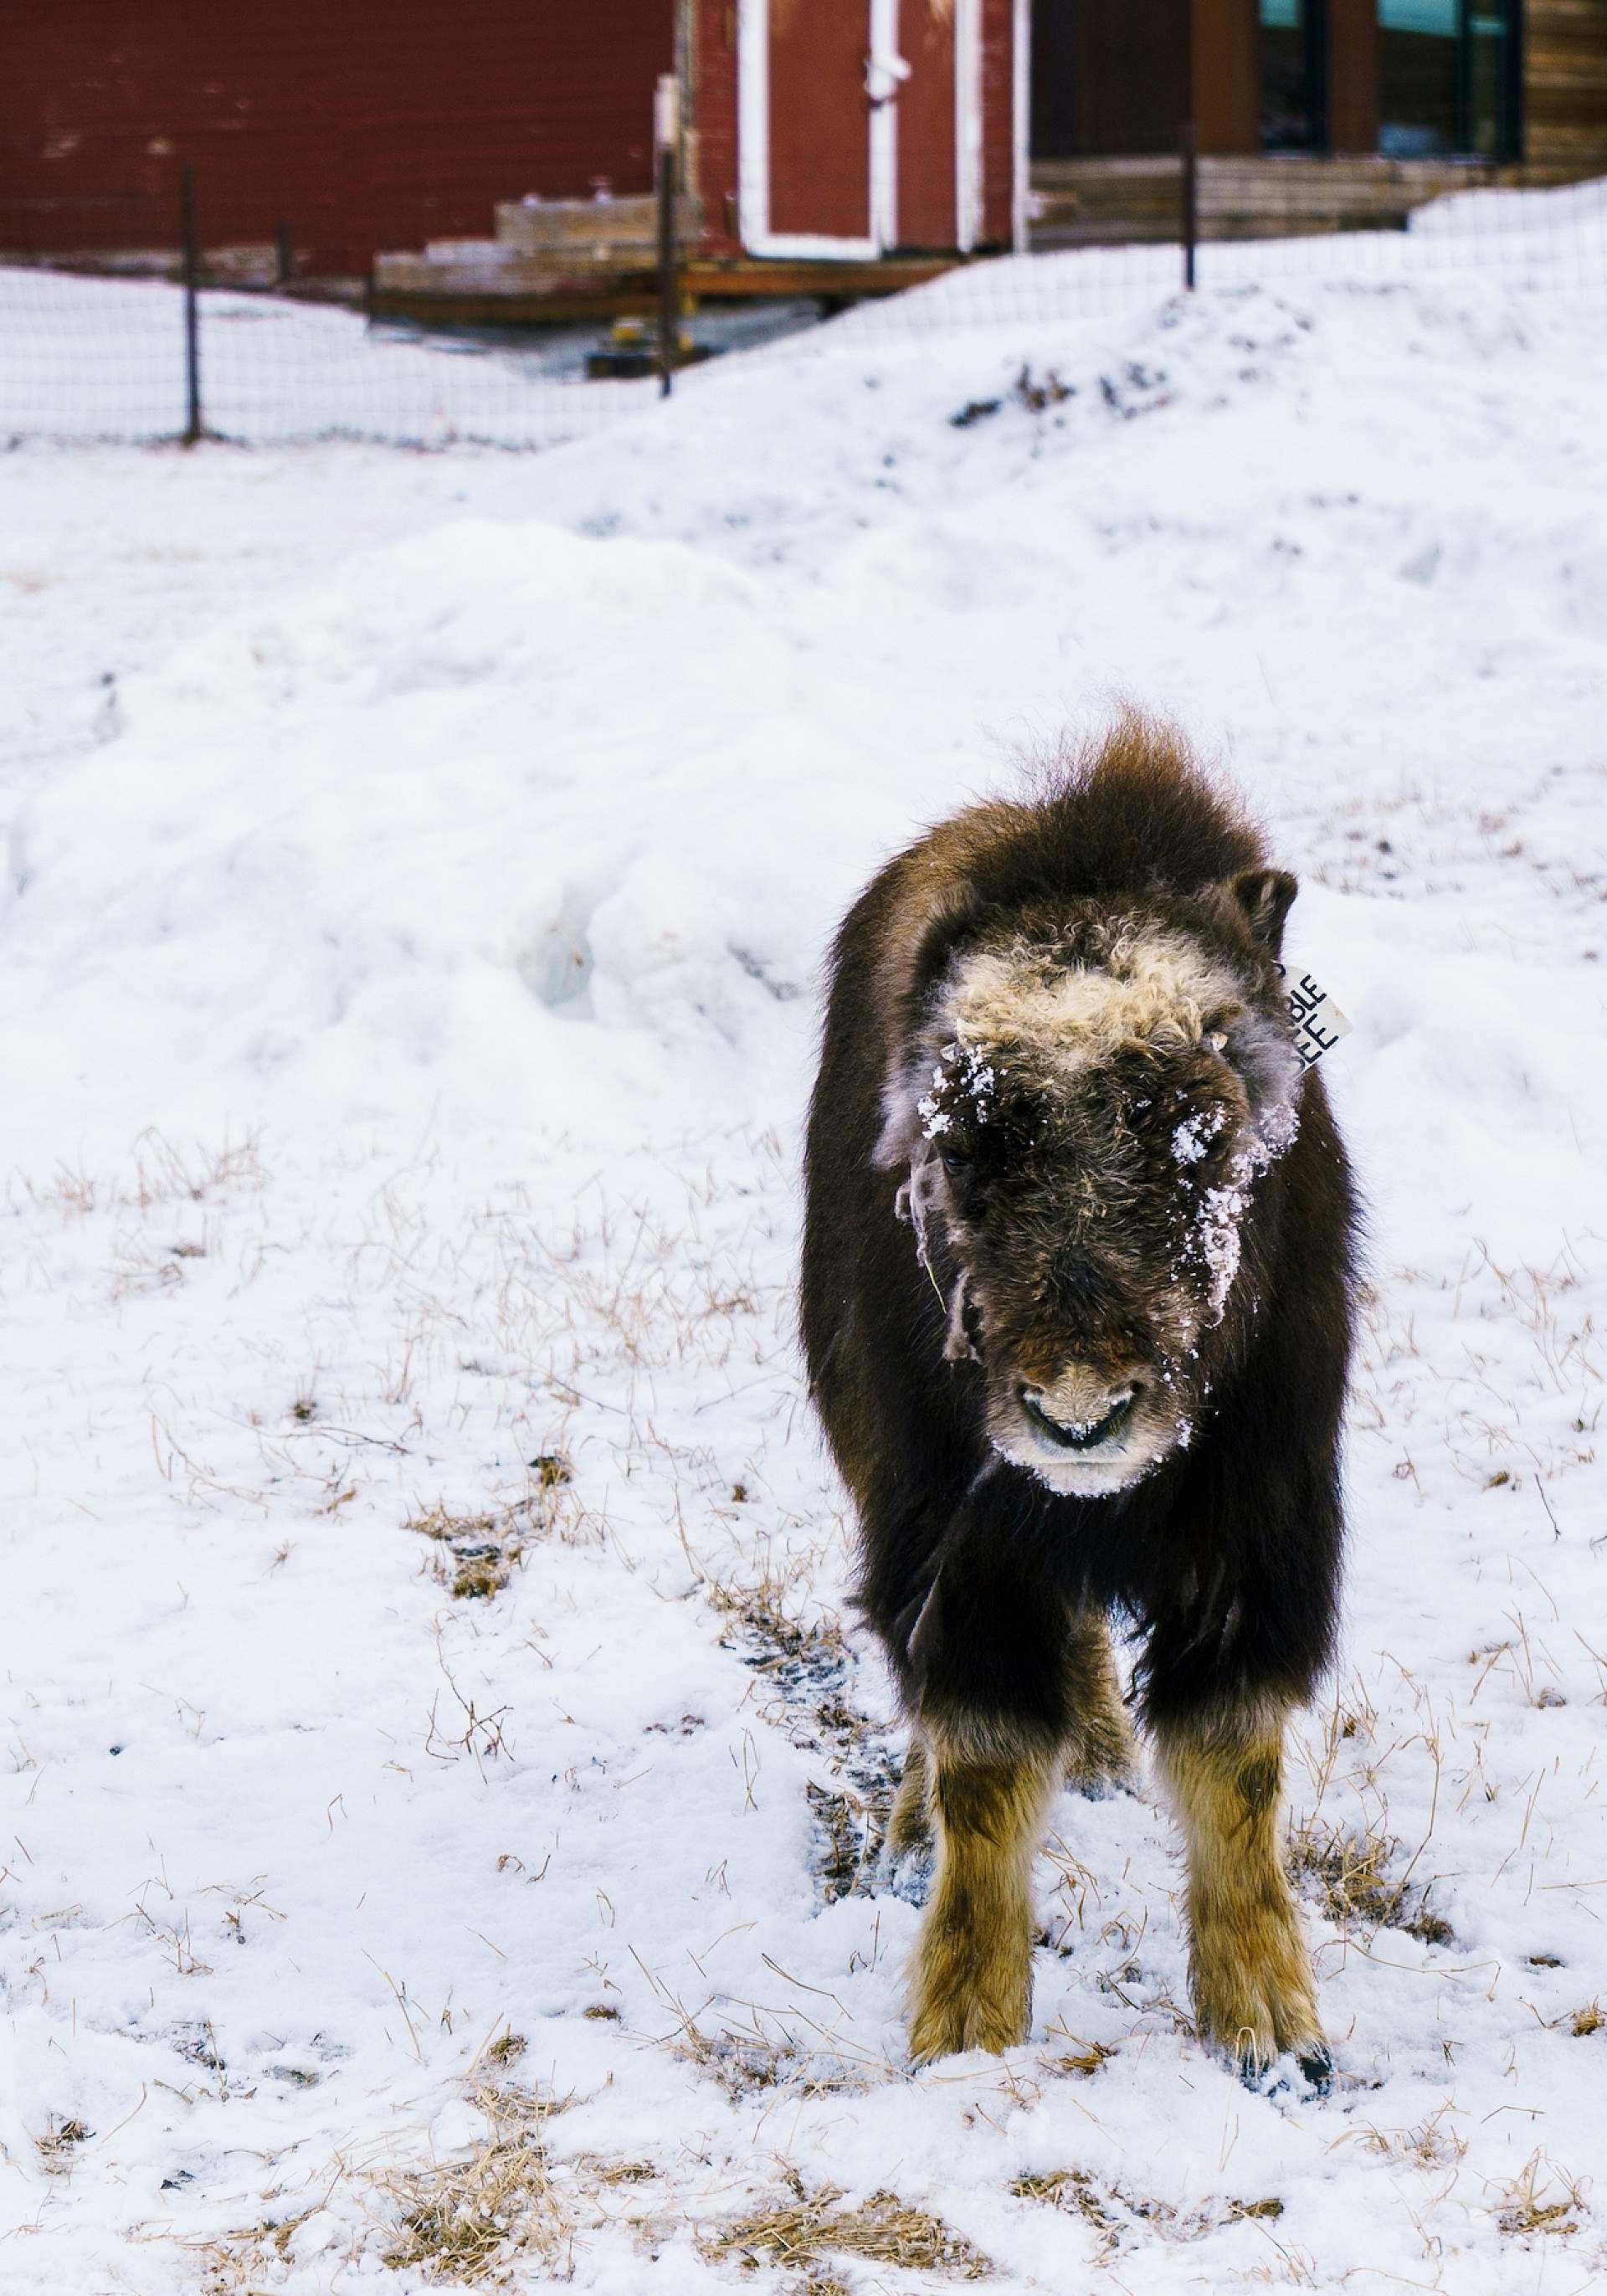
[883,915,1301,1497]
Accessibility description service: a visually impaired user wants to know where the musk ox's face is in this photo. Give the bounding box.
[881,909,1302,1497]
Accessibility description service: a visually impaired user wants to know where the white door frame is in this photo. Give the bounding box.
[868,0,902,249]
[954,0,983,249]
[738,0,882,259]
[1011,0,1029,251]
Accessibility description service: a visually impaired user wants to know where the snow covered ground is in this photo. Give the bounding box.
[3,201,1606,2293]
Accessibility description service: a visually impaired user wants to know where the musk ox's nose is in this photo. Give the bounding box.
[1018,1375,1141,1453]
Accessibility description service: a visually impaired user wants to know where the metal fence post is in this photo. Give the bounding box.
[655,74,680,398]
[180,162,203,441]
[1180,121,1198,292]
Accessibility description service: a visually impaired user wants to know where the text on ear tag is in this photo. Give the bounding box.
[1275,961,1352,1069]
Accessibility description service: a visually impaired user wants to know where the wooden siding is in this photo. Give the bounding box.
[1033,0,1190,158]
[1192,0,1260,152]
[1327,0,1382,152]
[1525,0,1607,163]
[0,2,674,277]
[979,0,1018,243]
[897,0,961,249]
[768,0,872,239]
[690,0,742,254]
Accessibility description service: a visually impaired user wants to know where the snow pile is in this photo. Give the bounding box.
[1409,167,1607,237]
[3,199,1607,2293]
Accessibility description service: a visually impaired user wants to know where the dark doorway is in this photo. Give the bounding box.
[1260,0,1327,149]
[1031,0,1190,158]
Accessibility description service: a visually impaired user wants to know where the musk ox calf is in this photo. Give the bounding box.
[801,720,1358,2083]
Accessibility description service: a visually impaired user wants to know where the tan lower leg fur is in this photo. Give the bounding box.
[907,1731,1058,2064]
[1062,1612,1136,1792]
[886,1734,932,1860]
[1154,1705,1327,2076]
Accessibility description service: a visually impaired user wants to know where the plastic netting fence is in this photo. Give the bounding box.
[3,173,1602,449]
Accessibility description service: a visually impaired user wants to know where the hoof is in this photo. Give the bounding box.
[908,1989,1030,2066]
[1296,2041,1334,2093]
[1234,2037,1335,2098]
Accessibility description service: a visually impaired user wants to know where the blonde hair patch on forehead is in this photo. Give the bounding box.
[941,924,1241,1077]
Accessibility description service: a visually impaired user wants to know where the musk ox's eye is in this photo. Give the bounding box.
[938,1143,972,1174]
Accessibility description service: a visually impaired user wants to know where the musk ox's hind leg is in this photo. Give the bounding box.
[1153,1704,1331,2088]
[1062,1612,1136,1795]
[885,1734,932,1879]
[907,1729,1059,2064]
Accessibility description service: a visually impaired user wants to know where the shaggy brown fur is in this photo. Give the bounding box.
[1153,1703,1322,2067]
[801,717,1358,2082]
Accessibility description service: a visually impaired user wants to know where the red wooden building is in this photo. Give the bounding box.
[7,2,1604,290]
[0,2,1024,290]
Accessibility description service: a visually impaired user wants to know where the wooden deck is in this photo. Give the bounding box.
[368,252,958,329]
[1029,152,1597,249]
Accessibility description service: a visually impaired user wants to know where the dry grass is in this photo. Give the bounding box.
[1490,2151,1588,2239]
[1044,2037,1118,2078]
[701,1553,898,1901]
[706,2175,990,2279]
[198,2208,323,2292]
[34,2114,92,2173]
[1338,2107,1467,2172]
[375,2083,571,2284]
[1009,2167,1120,2247]
[1355,1246,1601,1520]
[1286,1815,1453,1945]
[1011,2167,1284,2252]
[631,1954,883,2103]
[408,1462,576,1600]
[198,2072,665,2291]
[16,1129,268,1223]
[579,2156,656,2186]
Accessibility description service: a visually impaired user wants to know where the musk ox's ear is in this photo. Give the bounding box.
[872,1063,925,1169]
[1226,867,1297,956]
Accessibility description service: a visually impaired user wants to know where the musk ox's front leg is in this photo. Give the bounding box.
[896,1529,1071,2063]
[1153,1703,1329,2085]
[907,1723,1059,2064]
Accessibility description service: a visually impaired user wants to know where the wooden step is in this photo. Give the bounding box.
[374,249,659,296]
[376,198,704,298]
[494,193,696,253]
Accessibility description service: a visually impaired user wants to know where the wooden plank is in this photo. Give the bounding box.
[371,284,665,326]
[1023,149,1607,245]
[1524,0,1607,165]
[896,0,959,249]
[768,0,872,240]
[1327,0,1380,153]
[684,253,953,293]
[1191,0,1258,153]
